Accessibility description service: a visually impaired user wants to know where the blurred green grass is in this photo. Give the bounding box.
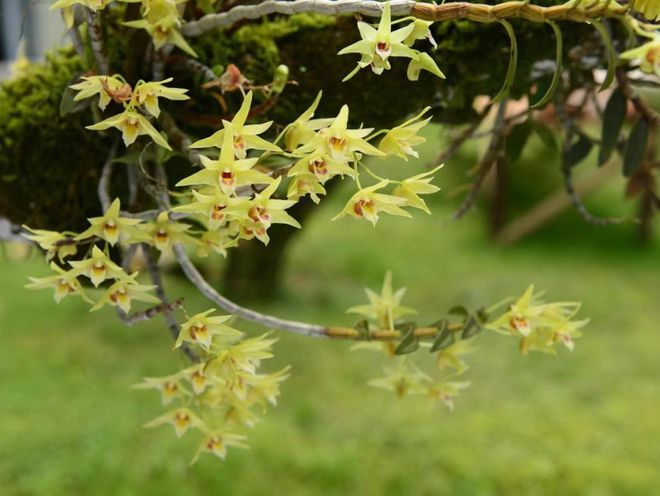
[1,126,659,495]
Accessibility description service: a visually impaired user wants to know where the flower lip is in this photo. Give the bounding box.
[376,41,391,60]
[353,199,374,217]
[308,157,328,177]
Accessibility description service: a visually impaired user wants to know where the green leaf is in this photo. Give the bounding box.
[623,119,649,177]
[394,323,419,355]
[598,88,627,166]
[59,74,89,117]
[476,306,490,324]
[461,316,482,339]
[533,121,558,152]
[563,134,593,171]
[448,306,469,318]
[430,320,454,352]
[591,20,616,91]
[492,20,518,104]
[505,120,532,164]
[530,21,563,109]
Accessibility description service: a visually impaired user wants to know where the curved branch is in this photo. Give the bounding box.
[172,243,330,337]
[181,0,626,37]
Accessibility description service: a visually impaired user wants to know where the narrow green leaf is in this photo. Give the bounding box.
[598,87,627,165]
[591,20,616,91]
[533,121,558,152]
[563,134,593,171]
[430,320,454,352]
[492,20,518,103]
[623,118,649,177]
[505,120,532,164]
[530,21,563,109]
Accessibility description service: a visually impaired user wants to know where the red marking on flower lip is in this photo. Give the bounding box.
[353,199,374,217]
[220,170,235,187]
[377,42,390,52]
[211,204,226,220]
[509,315,529,331]
[189,324,207,341]
[329,136,346,152]
[308,158,328,176]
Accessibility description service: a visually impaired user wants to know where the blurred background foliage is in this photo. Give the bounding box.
[1,128,659,495]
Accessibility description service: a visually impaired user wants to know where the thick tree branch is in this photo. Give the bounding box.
[181,0,626,37]
[85,10,109,74]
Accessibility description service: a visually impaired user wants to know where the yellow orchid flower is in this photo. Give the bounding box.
[197,229,240,257]
[427,380,471,411]
[283,91,333,151]
[297,105,384,162]
[368,359,431,398]
[68,245,126,287]
[22,226,77,262]
[132,78,189,118]
[435,338,475,373]
[76,198,142,246]
[26,262,90,304]
[338,1,444,81]
[70,75,129,111]
[378,107,432,159]
[230,177,300,230]
[181,364,211,394]
[286,174,326,204]
[176,125,273,195]
[132,375,187,405]
[347,271,416,330]
[392,165,443,214]
[191,431,248,463]
[124,17,197,57]
[338,1,416,80]
[333,180,410,226]
[173,188,248,230]
[620,37,660,77]
[244,366,291,407]
[208,334,276,376]
[144,408,203,437]
[90,273,159,313]
[86,109,172,149]
[174,309,243,352]
[135,211,197,251]
[630,0,660,21]
[190,91,281,159]
[288,153,356,184]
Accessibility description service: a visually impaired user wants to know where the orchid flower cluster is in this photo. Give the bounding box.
[349,274,587,411]
[23,201,290,463]
[52,0,196,56]
[135,311,289,463]
[72,74,189,149]
[338,2,444,82]
[23,0,633,464]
